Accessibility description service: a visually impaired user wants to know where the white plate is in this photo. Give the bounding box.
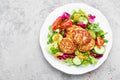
[40,3,112,75]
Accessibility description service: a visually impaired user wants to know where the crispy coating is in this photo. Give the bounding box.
[66,25,80,40]
[66,25,91,45]
[59,25,95,53]
[78,38,95,52]
[59,38,76,54]
[73,29,91,45]
[66,31,75,40]
[66,25,83,32]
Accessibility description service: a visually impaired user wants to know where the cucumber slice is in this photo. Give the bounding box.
[88,30,96,39]
[52,33,63,42]
[73,56,81,66]
[94,46,105,54]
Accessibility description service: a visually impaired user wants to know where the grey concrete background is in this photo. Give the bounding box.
[0,0,119,80]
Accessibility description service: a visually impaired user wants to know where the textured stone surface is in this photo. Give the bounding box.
[0,0,119,80]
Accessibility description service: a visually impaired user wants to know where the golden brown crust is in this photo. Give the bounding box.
[66,31,75,40]
[59,38,76,54]
[73,29,91,45]
[66,25,83,32]
[59,25,95,53]
[78,38,95,52]
[66,25,91,45]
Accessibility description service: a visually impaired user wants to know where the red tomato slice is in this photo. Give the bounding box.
[60,19,72,29]
[96,37,104,47]
[52,16,62,30]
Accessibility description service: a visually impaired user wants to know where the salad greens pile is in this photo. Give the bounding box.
[47,9,108,66]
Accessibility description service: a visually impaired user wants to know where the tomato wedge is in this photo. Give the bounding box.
[96,37,104,47]
[61,19,72,29]
[52,16,62,30]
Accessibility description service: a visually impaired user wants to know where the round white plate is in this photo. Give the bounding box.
[40,3,112,75]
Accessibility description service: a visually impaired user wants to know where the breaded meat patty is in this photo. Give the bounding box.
[59,38,76,54]
[78,38,95,52]
[66,25,80,40]
[66,25,83,32]
[66,25,91,45]
[73,29,91,45]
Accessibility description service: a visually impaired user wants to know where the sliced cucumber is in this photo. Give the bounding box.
[94,46,105,54]
[52,33,63,42]
[88,30,96,39]
[73,56,81,66]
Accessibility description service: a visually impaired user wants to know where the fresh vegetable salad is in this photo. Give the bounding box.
[47,9,108,66]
